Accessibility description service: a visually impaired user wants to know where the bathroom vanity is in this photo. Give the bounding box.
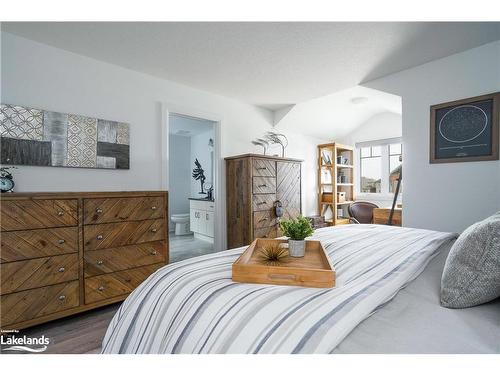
[189,198,215,243]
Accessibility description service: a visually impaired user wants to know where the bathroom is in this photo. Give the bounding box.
[168,113,217,262]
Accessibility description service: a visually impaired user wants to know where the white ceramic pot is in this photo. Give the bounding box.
[288,239,306,257]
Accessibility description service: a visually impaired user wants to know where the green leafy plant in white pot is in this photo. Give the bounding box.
[279,216,314,257]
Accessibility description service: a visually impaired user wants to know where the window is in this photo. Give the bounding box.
[357,139,402,195]
[360,146,382,193]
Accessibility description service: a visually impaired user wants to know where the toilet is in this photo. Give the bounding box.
[171,213,191,235]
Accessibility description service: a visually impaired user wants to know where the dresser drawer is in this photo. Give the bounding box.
[252,194,276,211]
[253,226,277,239]
[252,159,276,177]
[253,210,277,229]
[83,196,165,224]
[1,227,78,263]
[84,241,166,277]
[1,199,78,231]
[1,280,79,327]
[84,219,166,251]
[1,254,79,295]
[252,177,276,194]
[84,263,163,304]
[189,199,215,211]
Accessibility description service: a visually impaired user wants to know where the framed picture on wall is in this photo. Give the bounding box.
[430,92,499,163]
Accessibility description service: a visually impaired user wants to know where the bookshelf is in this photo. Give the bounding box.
[317,142,355,226]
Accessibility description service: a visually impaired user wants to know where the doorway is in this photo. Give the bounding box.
[165,111,221,262]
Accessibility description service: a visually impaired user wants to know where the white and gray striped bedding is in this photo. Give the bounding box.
[101,224,456,354]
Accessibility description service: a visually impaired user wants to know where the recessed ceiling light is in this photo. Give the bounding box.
[351,97,369,105]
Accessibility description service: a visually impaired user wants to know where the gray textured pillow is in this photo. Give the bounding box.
[441,212,500,308]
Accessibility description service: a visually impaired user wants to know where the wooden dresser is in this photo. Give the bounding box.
[0,191,168,330]
[226,154,302,248]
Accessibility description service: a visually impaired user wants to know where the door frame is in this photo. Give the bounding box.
[160,102,225,252]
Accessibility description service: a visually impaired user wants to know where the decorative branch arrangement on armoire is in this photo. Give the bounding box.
[0,191,168,330]
[317,143,355,225]
[225,154,302,248]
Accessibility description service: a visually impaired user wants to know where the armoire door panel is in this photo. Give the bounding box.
[276,162,301,220]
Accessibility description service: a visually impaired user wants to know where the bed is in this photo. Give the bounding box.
[101,225,500,354]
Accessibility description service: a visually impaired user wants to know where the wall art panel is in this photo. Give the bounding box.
[0,104,130,169]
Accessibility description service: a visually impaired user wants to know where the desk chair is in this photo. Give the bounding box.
[347,201,379,224]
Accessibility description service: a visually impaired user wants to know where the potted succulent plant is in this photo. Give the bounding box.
[279,216,314,257]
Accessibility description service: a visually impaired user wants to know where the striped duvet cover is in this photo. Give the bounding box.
[101,224,456,354]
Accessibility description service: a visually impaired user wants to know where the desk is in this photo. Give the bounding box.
[373,207,402,226]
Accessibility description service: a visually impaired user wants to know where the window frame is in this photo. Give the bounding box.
[359,146,382,194]
[355,137,402,199]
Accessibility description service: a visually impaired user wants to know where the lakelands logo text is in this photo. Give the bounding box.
[1,335,49,353]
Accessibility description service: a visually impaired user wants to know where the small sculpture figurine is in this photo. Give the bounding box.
[192,159,206,195]
[251,132,289,157]
[265,131,288,157]
[251,138,270,155]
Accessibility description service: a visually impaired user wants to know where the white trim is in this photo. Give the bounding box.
[160,102,226,252]
[356,193,401,201]
[355,137,402,148]
[355,140,403,199]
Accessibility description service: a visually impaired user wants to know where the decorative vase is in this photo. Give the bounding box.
[288,239,306,257]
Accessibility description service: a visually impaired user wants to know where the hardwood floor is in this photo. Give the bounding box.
[0,234,220,354]
[169,233,218,262]
[1,303,120,354]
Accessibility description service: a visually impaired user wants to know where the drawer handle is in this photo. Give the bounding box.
[58,267,65,273]
[97,235,103,240]
[259,218,268,222]
[257,201,267,205]
[206,214,209,220]
[151,228,158,233]
[125,278,132,283]
[58,239,65,244]
[57,211,64,216]
[151,206,157,210]
[151,250,157,256]
[258,184,267,188]
[268,273,297,281]
[98,286,105,291]
[257,167,267,170]
[96,208,103,213]
[58,295,66,301]
[97,260,104,266]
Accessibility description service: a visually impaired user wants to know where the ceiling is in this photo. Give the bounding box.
[2,22,499,110]
[276,85,401,140]
[169,114,214,137]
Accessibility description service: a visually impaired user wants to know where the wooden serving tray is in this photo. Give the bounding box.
[232,239,335,288]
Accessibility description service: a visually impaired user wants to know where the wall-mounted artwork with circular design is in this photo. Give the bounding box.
[430,92,499,163]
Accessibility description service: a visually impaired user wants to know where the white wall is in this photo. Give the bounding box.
[363,40,500,233]
[1,33,327,243]
[168,134,191,229]
[190,128,215,197]
[339,111,402,208]
[340,112,402,146]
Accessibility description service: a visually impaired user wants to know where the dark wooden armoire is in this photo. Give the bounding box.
[225,154,302,248]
